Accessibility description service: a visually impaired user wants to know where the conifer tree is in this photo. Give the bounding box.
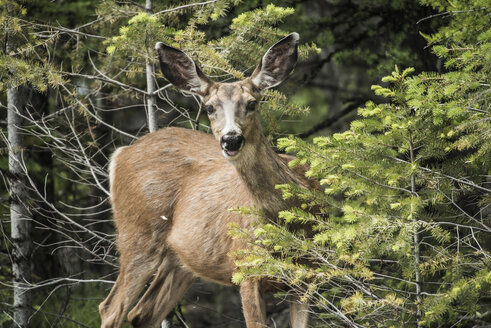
[231,1,490,327]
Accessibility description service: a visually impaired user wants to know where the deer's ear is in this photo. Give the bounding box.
[155,42,212,96]
[250,33,299,90]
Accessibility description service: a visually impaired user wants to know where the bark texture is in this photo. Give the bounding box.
[8,86,32,328]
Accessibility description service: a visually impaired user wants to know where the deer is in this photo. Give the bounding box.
[99,32,318,328]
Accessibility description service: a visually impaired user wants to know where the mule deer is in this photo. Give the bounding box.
[99,33,316,328]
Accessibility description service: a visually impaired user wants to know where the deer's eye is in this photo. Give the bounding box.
[204,104,215,115]
[246,101,257,112]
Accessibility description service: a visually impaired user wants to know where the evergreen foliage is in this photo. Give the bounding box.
[231,1,490,327]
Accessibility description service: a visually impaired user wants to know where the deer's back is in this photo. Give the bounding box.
[110,127,242,223]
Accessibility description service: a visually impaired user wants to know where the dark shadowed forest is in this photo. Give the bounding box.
[1,0,490,327]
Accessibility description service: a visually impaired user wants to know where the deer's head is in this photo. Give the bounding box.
[155,33,299,160]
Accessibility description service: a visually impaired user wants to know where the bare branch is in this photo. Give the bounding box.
[154,0,218,15]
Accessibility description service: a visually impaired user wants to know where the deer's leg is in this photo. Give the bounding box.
[99,253,160,328]
[127,255,194,328]
[289,296,309,328]
[240,280,267,328]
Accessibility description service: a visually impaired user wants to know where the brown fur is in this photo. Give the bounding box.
[99,126,315,327]
[99,33,315,328]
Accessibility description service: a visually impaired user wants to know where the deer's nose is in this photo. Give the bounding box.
[220,134,244,152]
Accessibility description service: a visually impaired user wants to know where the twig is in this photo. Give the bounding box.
[391,157,491,193]
[62,71,148,95]
[17,17,106,40]
[154,0,218,15]
[417,7,488,24]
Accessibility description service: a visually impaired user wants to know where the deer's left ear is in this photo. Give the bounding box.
[250,33,299,90]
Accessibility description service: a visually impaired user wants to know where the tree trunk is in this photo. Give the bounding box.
[145,0,157,133]
[8,86,32,328]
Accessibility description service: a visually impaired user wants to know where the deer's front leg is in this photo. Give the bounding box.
[290,295,310,328]
[240,280,267,328]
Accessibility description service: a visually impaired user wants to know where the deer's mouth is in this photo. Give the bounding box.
[222,143,243,159]
[224,149,239,157]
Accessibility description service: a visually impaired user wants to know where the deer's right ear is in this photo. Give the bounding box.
[155,42,212,96]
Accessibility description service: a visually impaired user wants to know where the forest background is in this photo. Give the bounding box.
[1,0,489,327]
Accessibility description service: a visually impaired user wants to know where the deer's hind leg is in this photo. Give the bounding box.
[99,246,162,328]
[127,253,194,328]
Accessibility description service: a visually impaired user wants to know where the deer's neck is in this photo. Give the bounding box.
[233,134,301,217]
